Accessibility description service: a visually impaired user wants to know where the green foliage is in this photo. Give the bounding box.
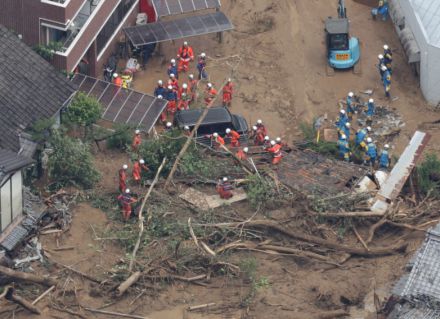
[34,42,63,61]
[239,257,257,280]
[107,124,133,150]
[66,92,102,127]
[417,153,440,198]
[245,175,279,209]
[47,131,100,189]
[254,276,271,289]
[28,118,55,144]
[299,121,338,157]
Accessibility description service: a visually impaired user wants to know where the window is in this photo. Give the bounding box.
[96,0,137,55]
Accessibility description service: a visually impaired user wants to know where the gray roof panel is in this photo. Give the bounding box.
[410,0,440,48]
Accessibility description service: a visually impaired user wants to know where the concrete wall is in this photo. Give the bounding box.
[397,0,440,105]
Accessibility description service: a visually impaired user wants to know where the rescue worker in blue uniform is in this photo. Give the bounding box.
[339,122,351,139]
[365,137,377,165]
[372,0,389,21]
[379,144,391,169]
[383,44,393,74]
[366,98,375,126]
[337,134,351,162]
[356,126,371,147]
[335,109,349,129]
[167,59,178,79]
[154,80,167,97]
[346,92,355,120]
[381,65,391,98]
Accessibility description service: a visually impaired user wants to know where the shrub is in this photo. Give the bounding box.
[48,131,100,189]
[66,92,102,127]
[106,124,133,150]
[245,175,280,209]
[417,153,440,198]
[34,42,63,61]
[299,121,338,157]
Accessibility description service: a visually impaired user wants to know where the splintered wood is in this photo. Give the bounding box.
[179,187,247,210]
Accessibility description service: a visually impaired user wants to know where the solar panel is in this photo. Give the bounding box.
[124,11,233,46]
[152,0,221,17]
[72,75,167,132]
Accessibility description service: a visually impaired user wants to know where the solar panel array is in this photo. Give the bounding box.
[124,11,233,46]
[152,0,221,17]
[71,74,167,132]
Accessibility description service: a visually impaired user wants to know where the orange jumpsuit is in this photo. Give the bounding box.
[118,169,127,193]
[113,76,122,87]
[169,78,179,91]
[132,161,149,182]
[254,131,265,145]
[188,78,198,102]
[216,181,233,199]
[211,135,225,149]
[204,87,218,105]
[222,82,233,106]
[267,144,282,164]
[236,149,247,161]
[117,193,136,221]
[227,130,241,147]
[177,46,194,72]
[256,124,267,136]
[132,133,141,151]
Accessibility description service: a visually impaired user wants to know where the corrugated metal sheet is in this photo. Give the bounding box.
[410,0,440,48]
[0,225,29,251]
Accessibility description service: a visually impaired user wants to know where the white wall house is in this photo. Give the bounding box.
[0,149,34,233]
[390,0,440,106]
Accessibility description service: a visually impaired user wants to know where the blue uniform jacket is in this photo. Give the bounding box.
[165,90,177,101]
[356,129,367,145]
[154,86,167,97]
[367,142,377,159]
[366,102,375,116]
[379,150,390,168]
[167,65,178,78]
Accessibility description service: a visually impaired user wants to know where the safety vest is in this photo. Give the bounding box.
[367,142,377,158]
[379,150,389,167]
[356,129,367,144]
[337,140,349,153]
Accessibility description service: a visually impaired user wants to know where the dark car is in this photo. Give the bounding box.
[174,107,248,146]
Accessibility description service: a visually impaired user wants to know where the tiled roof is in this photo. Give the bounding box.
[0,25,77,152]
[0,148,34,183]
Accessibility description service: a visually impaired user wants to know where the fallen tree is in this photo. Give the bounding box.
[0,265,56,287]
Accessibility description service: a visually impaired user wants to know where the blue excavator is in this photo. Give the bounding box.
[325,0,361,74]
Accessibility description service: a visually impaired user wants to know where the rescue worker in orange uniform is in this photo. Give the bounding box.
[157,95,167,124]
[204,83,217,105]
[177,41,194,73]
[254,127,265,145]
[236,147,249,161]
[222,78,234,107]
[216,177,233,199]
[132,130,142,152]
[266,140,283,165]
[225,128,241,147]
[263,136,271,148]
[112,73,122,87]
[183,125,191,136]
[255,119,267,136]
[178,83,191,111]
[211,132,225,149]
[132,159,149,184]
[117,189,137,221]
[168,73,179,91]
[188,74,198,103]
[165,85,178,120]
[118,164,128,193]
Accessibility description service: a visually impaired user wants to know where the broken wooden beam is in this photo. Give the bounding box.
[4,287,41,314]
[0,265,56,287]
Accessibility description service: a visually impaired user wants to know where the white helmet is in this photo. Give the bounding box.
[369,98,374,103]
[207,83,212,88]
[264,136,270,141]
[383,44,389,50]
[276,137,281,142]
[170,73,175,78]
[201,52,206,58]
[135,129,140,134]
[122,164,128,170]
[157,95,163,99]
[125,189,130,194]
[341,134,347,140]
[213,132,218,137]
[228,78,232,82]
[367,137,372,143]
[166,122,172,127]
[366,126,372,132]
[378,54,384,59]
[184,125,190,130]
[384,144,390,149]
[270,140,276,146]
[381,65,387,71]
[345,122,351,127]
[139,159,145,164]
[189,74,194,79]
[222,177,228,182]
[182,83,188,89]
[167,85,173,90]
[340,109,346,114]
[171,59,176,64]
[226,128,231,134]
[158,80,163,85]
[252,125,258,131]
[348,92,354,97]
[113,73,118,78]
[183,41,188,46]
[243,147,249,153]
